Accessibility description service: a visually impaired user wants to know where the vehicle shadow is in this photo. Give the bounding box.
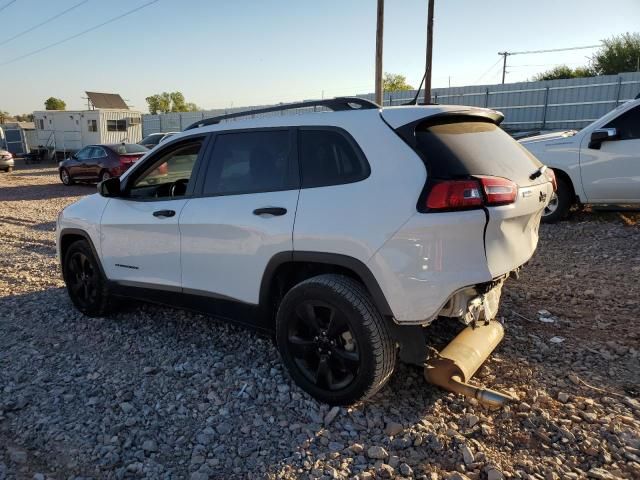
[1,288,636,478]
[0,183,93,202]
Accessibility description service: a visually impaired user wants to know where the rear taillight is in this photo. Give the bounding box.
[545,167,558,192]
[478,176,518,206]
[425,176,517,211]
[426,180,483,210]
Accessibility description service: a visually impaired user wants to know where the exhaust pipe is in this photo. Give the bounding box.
[424,321,514,408]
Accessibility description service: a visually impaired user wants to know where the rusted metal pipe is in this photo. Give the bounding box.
[424,321,514,408]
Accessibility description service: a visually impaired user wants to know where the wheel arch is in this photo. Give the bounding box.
[259,251,394,324]
[59,228,106,277]
[551,167,579,204]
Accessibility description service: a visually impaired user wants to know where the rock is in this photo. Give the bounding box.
[487,469,505,480]
[466,414,480,428]
[400,463,413,476]
[367,446,388,460]
[142,440,158,452]
[377,463,395,478]
[350,443,364,454]
[550,336,565,344]
[448,473,471,480]
[328,441,344,452]
[587,468,617,479]
[558,392,570,403]
[216,422,232,435]
[33,474,45,480]
[538,309,551,317]
[384,422,403,436]
[119,402,134,413]
[324,406,340,426]
[8,448,27,464]
[460,444,474,466]
[388,455,400,468]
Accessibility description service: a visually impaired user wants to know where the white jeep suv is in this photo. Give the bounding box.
[57,98,554,405]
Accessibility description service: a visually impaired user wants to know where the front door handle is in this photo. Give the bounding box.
[153,209,175,218]
[253,207,287,216]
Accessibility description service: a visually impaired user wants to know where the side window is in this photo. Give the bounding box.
[87,120,97,132]
[202,130,295,195]
[75,147,91,160]
[604,106,640,140]
[299,129,369,188]
[128,140,203,199]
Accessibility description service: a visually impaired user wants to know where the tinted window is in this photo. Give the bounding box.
[111,144,149,154]
[140,134,162,145]
[107,119,127,132]
[604,106,640,140]
[299,129,369,188]
[75,147,92,160]
[414,120,541,185]
[203,130,294,195]
[88,147,106,158]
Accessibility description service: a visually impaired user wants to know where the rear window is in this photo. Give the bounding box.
[140,135,162,145]
[414,120,542,185]
[111,144,149,155]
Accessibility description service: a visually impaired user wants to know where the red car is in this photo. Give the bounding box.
[58,143,149,185]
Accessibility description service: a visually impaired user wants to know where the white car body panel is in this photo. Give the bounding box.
[179,190,299,303]
[368,210,491,322]
[56,193,109,261]
[100,198,190,288]
[520,99,640,204]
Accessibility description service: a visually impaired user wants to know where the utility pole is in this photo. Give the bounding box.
[423,0,434,104]
[374,0,384,105]
[498,51,509,84]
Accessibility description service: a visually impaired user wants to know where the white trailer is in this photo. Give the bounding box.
[33,109,142,155]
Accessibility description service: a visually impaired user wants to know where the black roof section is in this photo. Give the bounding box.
[184,97,380,131]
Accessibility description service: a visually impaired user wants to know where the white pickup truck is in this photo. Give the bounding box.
[520,97,640,222]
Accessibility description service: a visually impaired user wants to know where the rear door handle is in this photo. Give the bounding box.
[153,209,175,218]
[253,207,287,216]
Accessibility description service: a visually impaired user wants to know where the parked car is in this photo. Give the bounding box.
[138,132,179,149]
[520,97,640,222]
[58,143,149,185]
[0,149,14,172]
[56,98,553,405]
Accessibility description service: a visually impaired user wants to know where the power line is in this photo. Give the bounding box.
[507,44,601,56]
[473,57,503,85]
[0,0,17,13]
[0,0,89,47]
[0,0,159,66]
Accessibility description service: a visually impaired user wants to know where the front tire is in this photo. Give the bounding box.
[62,240,113,316]
[60,168,74,185]
[542,177,572,223]
[276,274,396,405]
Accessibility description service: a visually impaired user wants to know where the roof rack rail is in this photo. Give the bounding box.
[184,97,380,131]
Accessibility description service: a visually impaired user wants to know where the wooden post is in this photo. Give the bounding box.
[423,0,435,104]
[499,52,508,84]
[374,0,384,105]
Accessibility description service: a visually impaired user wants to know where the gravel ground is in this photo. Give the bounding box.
[0,163,638,480]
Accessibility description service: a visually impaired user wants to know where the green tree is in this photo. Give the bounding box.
[591,32,640,75]
[533,64,595,81]
[15,113,34,122]
[145,91,199,114]
[0,110,10,123]
[383,73,414,92]
[44,97,66,110]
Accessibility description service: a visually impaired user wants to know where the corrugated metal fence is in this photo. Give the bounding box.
[143,72,640,136]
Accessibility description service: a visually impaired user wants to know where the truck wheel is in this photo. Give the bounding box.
[99,170,112,183]
[62,240,114,317]
[276,274,396,405]
[542,177,571,223]
[60,168,74,185]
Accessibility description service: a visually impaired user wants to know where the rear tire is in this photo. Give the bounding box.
[99,170,111,183]
[276,274,396,405]
[62,240,113,317]
[60,168,74,185]
[6,166,13,173]
[542,177,572,223]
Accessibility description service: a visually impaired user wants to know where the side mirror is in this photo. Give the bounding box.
[98,176,121,197]
[588,128,617,149]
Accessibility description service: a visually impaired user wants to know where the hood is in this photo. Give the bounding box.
[518,130,577,145]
